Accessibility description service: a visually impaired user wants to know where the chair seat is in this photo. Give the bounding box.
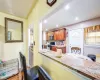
[27,66,39,80]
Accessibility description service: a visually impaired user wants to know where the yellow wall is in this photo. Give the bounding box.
[41,55,91,80]
[0,26,4,42]
[28,0,64,66]
[27,0,91,80]
[0,12,28,60]
[0,26,4,59]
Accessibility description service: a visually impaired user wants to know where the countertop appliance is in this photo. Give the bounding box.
[50,42,55,45]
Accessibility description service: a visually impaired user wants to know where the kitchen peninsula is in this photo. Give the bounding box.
[39,50,100,80]
[43,28,67,53]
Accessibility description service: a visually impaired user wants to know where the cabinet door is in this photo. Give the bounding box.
[62,47,66,53]
[59,29,66,40]
[60,30,63,40]
[52,46,57,51]
[54,29,66,41]
[54,31,56,40]
[54,31,59,40]
[58,30,61,40]
[46,32,48,40]
[56,31,59,40]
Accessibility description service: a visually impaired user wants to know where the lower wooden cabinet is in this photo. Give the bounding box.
[56,47,66,53]
[51,46,57,51]
[62,47,66,53]
[51,46,66,53]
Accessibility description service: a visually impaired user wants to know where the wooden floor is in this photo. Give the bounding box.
[7,67,30,80]
[7,72,22,80]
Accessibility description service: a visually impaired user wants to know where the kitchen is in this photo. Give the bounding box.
[43,28,66,53]
[39,0,100,80]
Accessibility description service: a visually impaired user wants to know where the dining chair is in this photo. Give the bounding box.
[71,47,81,54]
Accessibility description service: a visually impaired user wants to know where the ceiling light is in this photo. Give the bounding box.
[75,17,79,21]
[65,4,70,10]
[56,25,59,27]
[44,20,47,23]
[46,29,48,31]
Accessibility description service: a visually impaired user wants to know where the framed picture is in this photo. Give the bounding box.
[8,31,12,40]
[47,0,57,6]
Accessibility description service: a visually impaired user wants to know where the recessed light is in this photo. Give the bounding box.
[64,4,70,10]
[44,20,47,23]
[75,17,79,21]
[46,29,48,31]
[56,25,59,27]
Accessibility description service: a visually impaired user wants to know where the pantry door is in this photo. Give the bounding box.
[69,29,84,54]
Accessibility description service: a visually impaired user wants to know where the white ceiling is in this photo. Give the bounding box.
[42,0,100,31]
[0,0,36,18]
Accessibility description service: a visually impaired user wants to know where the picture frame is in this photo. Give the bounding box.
[5,17,23,43]
[47,0,57,6]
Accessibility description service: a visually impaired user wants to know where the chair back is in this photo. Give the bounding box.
[38,66,52,80]
[71,47,81,54]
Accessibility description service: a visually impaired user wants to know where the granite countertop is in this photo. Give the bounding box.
[39,50,100,80]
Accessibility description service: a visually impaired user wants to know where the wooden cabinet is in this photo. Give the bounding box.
[46,28,66,41]
[46,32,48,40]
[46,32,54,40]
[59,29,66,40]
[56,47,66,53]
[51,46,57,51]
[62,47,66,53]
[54,29,66,41]
[54,32,56,40]
[54,31,58,40]
[51,46,66,53]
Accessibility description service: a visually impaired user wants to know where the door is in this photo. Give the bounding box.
[69,29,83,54]
[28,24,34,68]
[59,29,66,40]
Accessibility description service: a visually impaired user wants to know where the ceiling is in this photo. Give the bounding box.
[42,0,100,31]
[0,0,36,18]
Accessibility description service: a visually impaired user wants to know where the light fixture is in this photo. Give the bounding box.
[46,29,48,31]
[44,20,47,23]
[56,25,58,27]
[75,17,79,21]
[64,4,70,10]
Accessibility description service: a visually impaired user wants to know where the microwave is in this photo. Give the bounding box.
[50,42,55,45]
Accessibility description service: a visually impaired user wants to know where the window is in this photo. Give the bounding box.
[84,25,100,45]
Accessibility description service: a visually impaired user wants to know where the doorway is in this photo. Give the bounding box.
[69,29,84,54]
[28,24,34,67]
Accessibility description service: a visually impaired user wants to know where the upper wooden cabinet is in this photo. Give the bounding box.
[46,28,66,41]
[59,29,66,40]
[54,31,58,40]
[46,32,48,40]
[54,29,66,41]
[46,31,54,40]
